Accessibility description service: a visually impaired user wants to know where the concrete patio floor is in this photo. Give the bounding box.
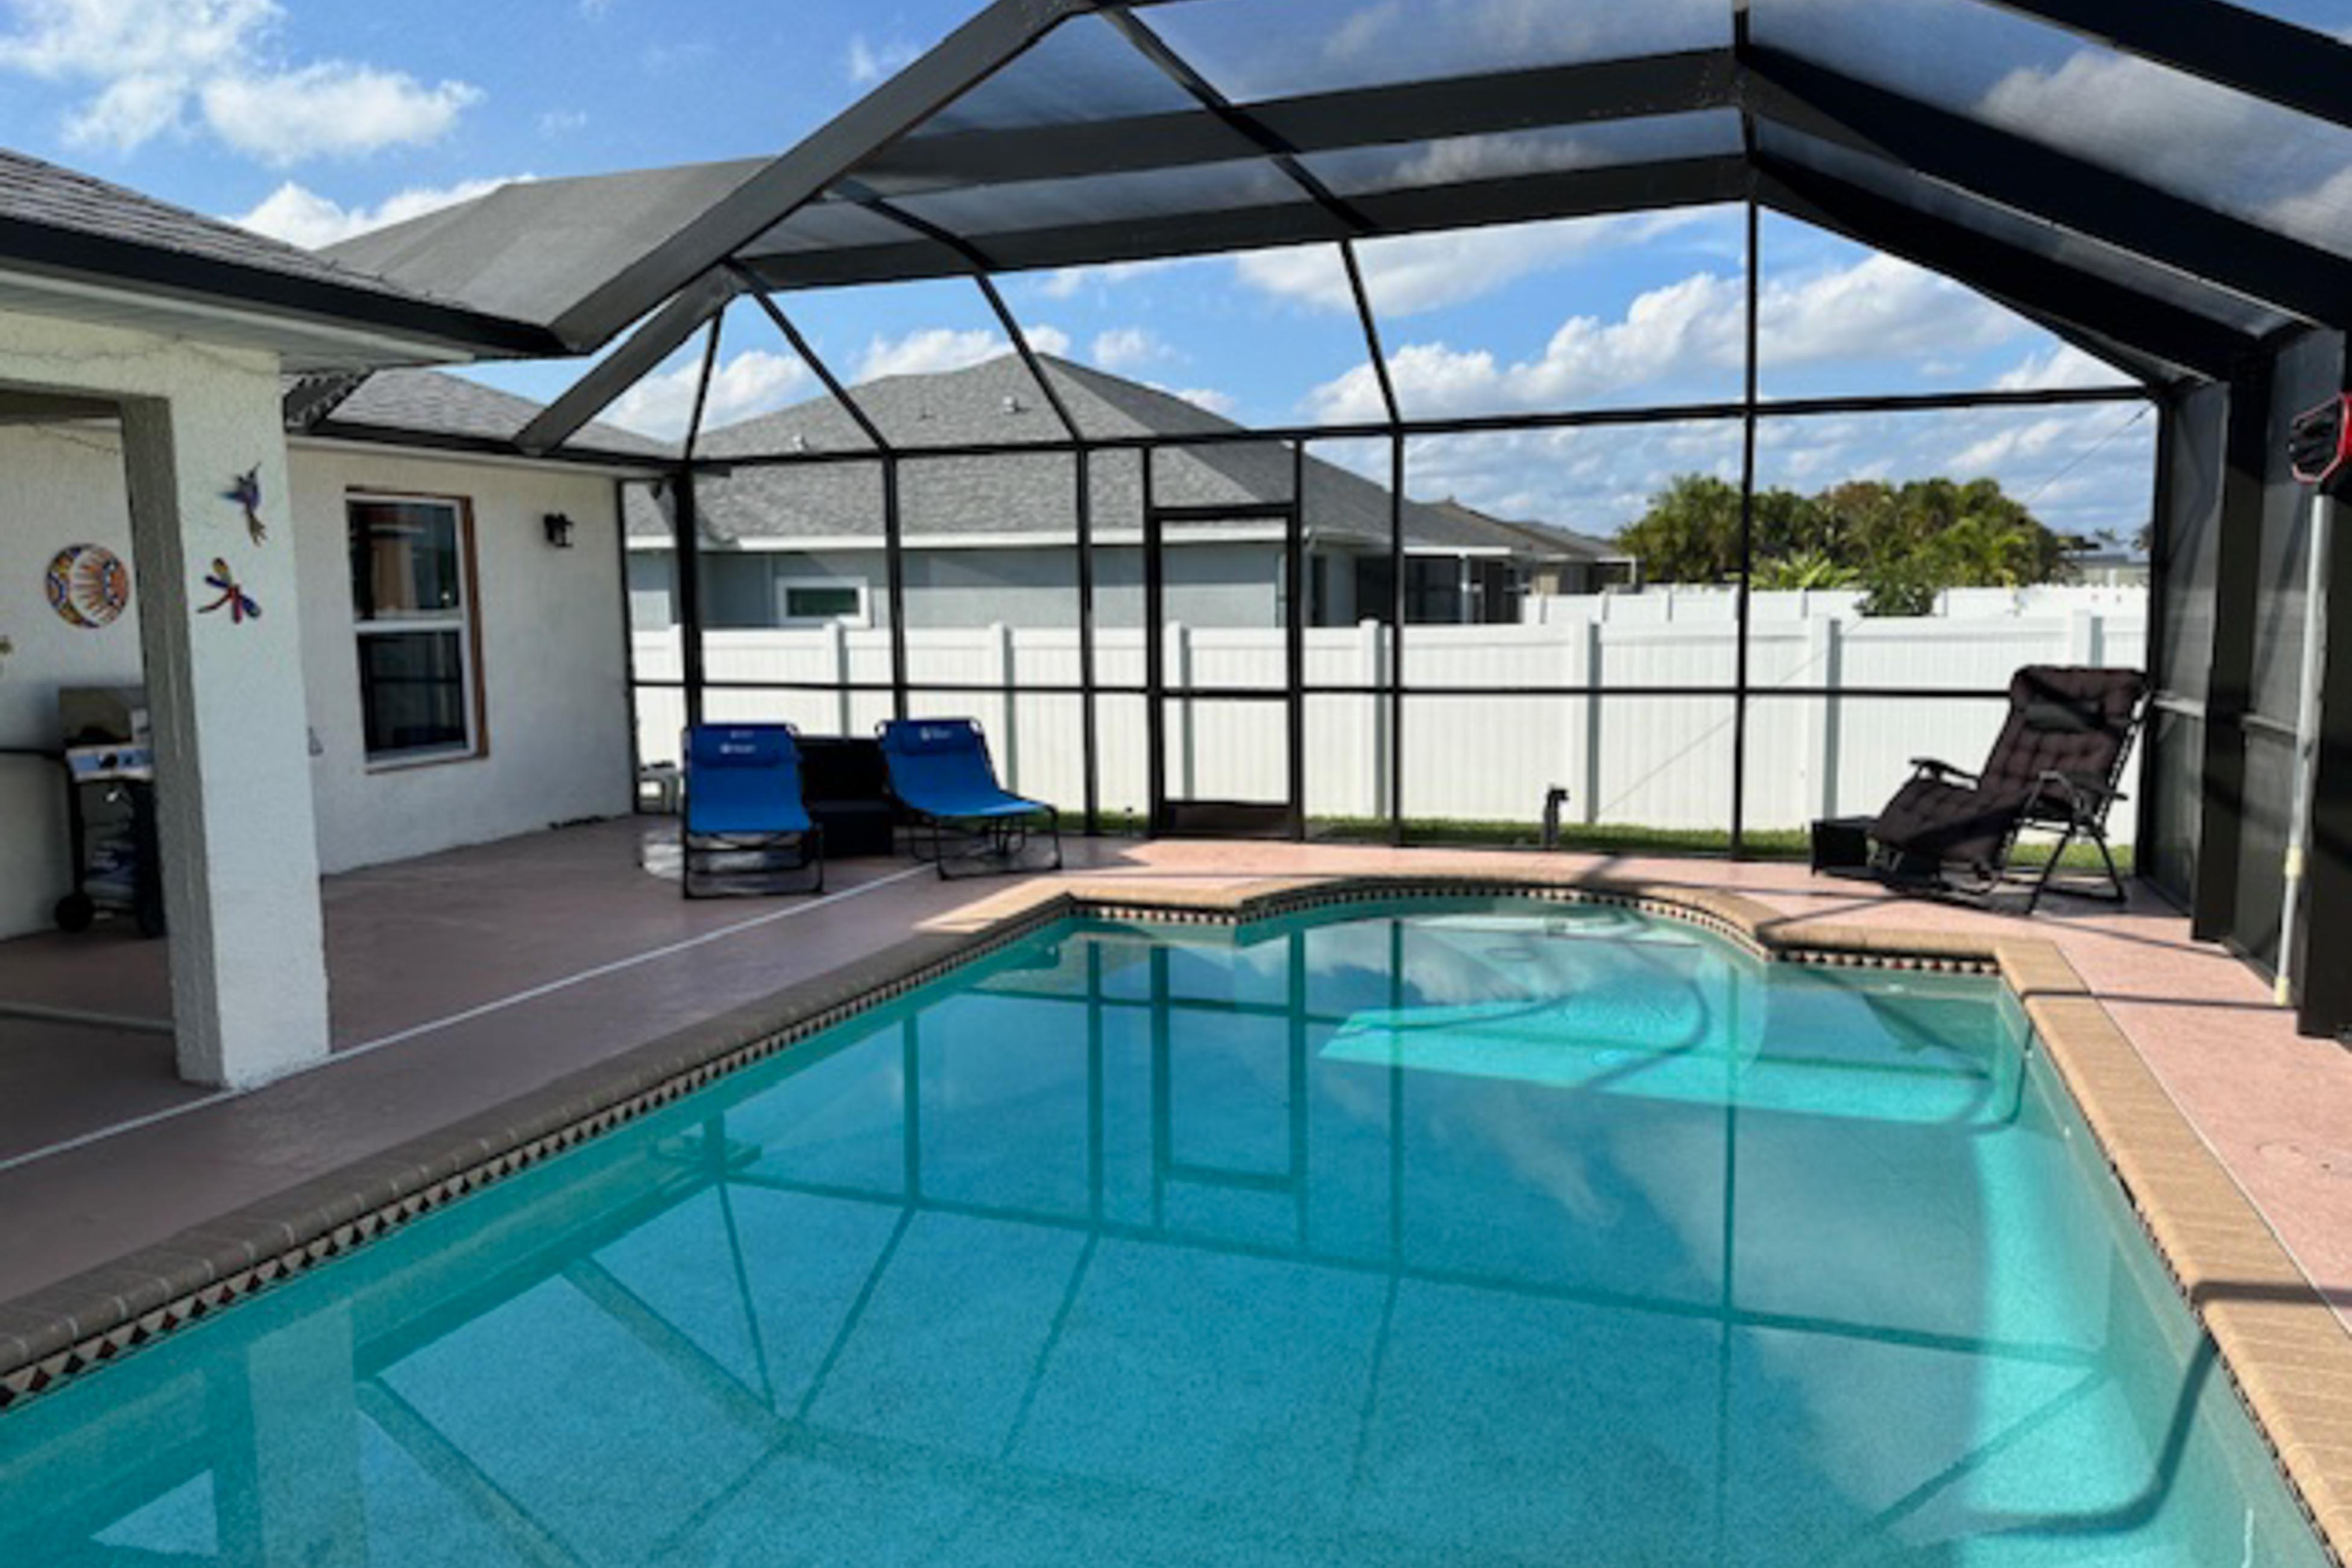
[1,819,2347,1337]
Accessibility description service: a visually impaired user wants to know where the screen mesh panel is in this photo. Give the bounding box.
[1753,0,2352,257]
[1303,113,1743,198]
[1757,121,2301,340]
[1146,0,1731,103]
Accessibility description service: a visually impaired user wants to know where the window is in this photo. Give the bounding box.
[348,494,482,764]
[778,577,869,626]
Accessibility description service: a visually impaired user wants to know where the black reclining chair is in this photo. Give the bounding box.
[1869,666,2147,913]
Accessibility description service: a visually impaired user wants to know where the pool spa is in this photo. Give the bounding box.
[0,898,2327,1564]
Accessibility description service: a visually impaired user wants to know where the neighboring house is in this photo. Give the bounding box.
[623,354,1579,631]
[1424,499,1640,597]
[2064,537,2154,589]
[0,148,666,956]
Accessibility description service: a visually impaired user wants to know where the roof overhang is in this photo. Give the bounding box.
[0,225,567,373]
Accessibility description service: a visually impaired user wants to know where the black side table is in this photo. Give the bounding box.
[1809,815,1878,877]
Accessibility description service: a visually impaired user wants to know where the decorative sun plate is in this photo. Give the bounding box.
[45,544,131,629]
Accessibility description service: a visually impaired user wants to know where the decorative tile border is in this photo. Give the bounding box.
[0,870,2343,1565]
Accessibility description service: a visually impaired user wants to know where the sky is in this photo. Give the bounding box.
[4,0,2348,543]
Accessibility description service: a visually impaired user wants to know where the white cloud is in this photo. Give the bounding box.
[1089,327,1173,372]
[1994,344,2134,392]
[232,174,519,248]
[845,34,917,84]
[1304,253,2021,422]
[538,107,587,136]
[607,348,810,440]
[1393,400,2152,544]
[1161,385,1237,417]
[855,327,1004,382]
[1758,252,2015,366]
[851,326,1067,382]
[1033,258,1192,300]
[0,0,269,80]
[1947,411,2111,475]
[0,0,482,160]
[1240,210,1726,318]
[201,65,477,164]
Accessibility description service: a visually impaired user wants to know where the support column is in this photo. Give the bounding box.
[2298,479,2352,1041]
[122,393,329,1088]
[2191,367,2271,943]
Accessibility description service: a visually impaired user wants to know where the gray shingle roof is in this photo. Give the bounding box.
[0,148,428,300]
[1426,500,1631,564]
[628,353,1560,555]
[0,149,565,366]
[315,368,675,462]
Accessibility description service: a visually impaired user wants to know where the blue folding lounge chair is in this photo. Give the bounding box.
[679,723,824,898]
[877,718,1062,879]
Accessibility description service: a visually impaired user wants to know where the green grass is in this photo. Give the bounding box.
[1065,810,2129,873]
[1309,816,2131,872]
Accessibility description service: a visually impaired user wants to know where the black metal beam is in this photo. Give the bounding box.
[1388,433,1405,846]
[691,381,2151,474]
[1286,441,1308,840]
[1986,0,2352,134]
[1075,446,1100,836]
[520,268,739,455]
[883,456,909,721]
[681,313,725,465]
[673,468,707,730]
[2298,468,2352,1039]
[2192,365,2271,943]
[1746,49,2347,329]
[1732,196,1760,858]
[2135,390,2178,864]
[974,273,1083,441]
[732,269,893,453]
[1755,161,2259,381]
[1341,239,1402,427]
[740,157,1749,291]
[550,0,1092,346]
[1143,454,1167,835]
[857,51,1737,195]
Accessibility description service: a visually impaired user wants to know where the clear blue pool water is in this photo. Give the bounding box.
[0,899,2325,1566]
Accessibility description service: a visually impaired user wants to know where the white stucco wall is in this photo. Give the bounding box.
[0,426,633,936]
[290,444,634,875]
[0,421,142,936]
[1,309,330,1082]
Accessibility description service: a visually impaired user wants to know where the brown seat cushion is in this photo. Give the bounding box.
[1870,665,2145,871]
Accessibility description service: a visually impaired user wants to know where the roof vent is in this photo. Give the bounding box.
[787,433,807,453]
[1003,394,1024,415]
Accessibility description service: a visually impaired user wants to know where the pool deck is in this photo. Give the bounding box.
[4,819,2351,1548]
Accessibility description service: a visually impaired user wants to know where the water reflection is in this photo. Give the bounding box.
[0,902,2323,1566]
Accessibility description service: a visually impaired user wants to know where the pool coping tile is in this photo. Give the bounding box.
[0,870,2344,1564]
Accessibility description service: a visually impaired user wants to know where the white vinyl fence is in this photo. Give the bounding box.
[634,588,2145,840]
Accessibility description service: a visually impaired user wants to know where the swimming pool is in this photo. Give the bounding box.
[0,898,2325,1565]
